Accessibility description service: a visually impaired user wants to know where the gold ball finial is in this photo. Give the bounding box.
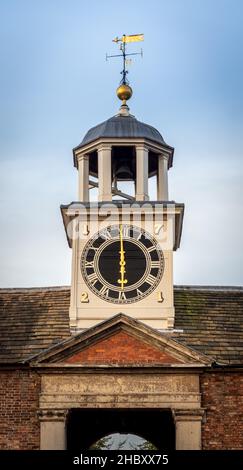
[116,83,133,102]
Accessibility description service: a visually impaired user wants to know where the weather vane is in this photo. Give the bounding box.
[106,33,144,85]
[106,34,144,113]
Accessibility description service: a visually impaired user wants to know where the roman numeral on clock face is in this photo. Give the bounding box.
[85,260,94,268]
[147,245,156,253]
[134,230,142,241]
[145,273,157,285]
[101,228,112,240]
[87,272,98,285]
[99,285,109,297]
[118,291,127,301]
[90,246,99,252]
[121,225,130,237]
[151,261,160,268]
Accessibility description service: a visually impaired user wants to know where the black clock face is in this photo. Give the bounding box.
[80,224,164,304]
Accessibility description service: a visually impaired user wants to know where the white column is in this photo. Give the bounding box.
[39,410,68,450]
[69,234,78,330]
[78,154,89,202]
[173,409,204,450]
[98,145,112,201]
[157,154,168,200]
[135,145,149,201]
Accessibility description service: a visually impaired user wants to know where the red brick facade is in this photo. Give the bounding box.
[64,331,182,365]
[201,371,243,449]
[0,370,40,450]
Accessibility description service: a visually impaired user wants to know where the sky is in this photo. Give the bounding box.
[0,0,243,288]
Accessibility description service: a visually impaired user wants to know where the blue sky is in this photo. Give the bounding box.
[0,0,243,287]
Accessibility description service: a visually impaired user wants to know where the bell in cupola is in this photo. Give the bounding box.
[114,162,133,180]
[112,146,136,181]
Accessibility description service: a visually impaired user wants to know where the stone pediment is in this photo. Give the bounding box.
[28,313,211,367]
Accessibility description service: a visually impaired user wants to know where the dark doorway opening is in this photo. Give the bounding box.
[67,408,175,450]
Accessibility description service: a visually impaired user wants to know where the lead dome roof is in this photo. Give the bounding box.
[79,115,166,147]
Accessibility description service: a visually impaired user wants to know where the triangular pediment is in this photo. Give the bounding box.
[28,314,211,367]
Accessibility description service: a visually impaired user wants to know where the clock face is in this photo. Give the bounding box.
[80,224,164,304]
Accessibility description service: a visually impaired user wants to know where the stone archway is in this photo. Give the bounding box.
[66,408,175,450]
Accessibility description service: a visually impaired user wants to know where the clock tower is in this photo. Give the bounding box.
[61,42,184,332]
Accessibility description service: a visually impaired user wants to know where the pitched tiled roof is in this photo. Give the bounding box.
[173,286,243,364]
[0,287,70,363]
[0,285,242,364]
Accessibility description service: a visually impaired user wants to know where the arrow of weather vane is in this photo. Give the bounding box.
[106,33,144,84]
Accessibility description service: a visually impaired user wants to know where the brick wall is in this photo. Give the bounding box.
[0,369,40,450]
[64,331,181,364]
[201,371,243,449]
